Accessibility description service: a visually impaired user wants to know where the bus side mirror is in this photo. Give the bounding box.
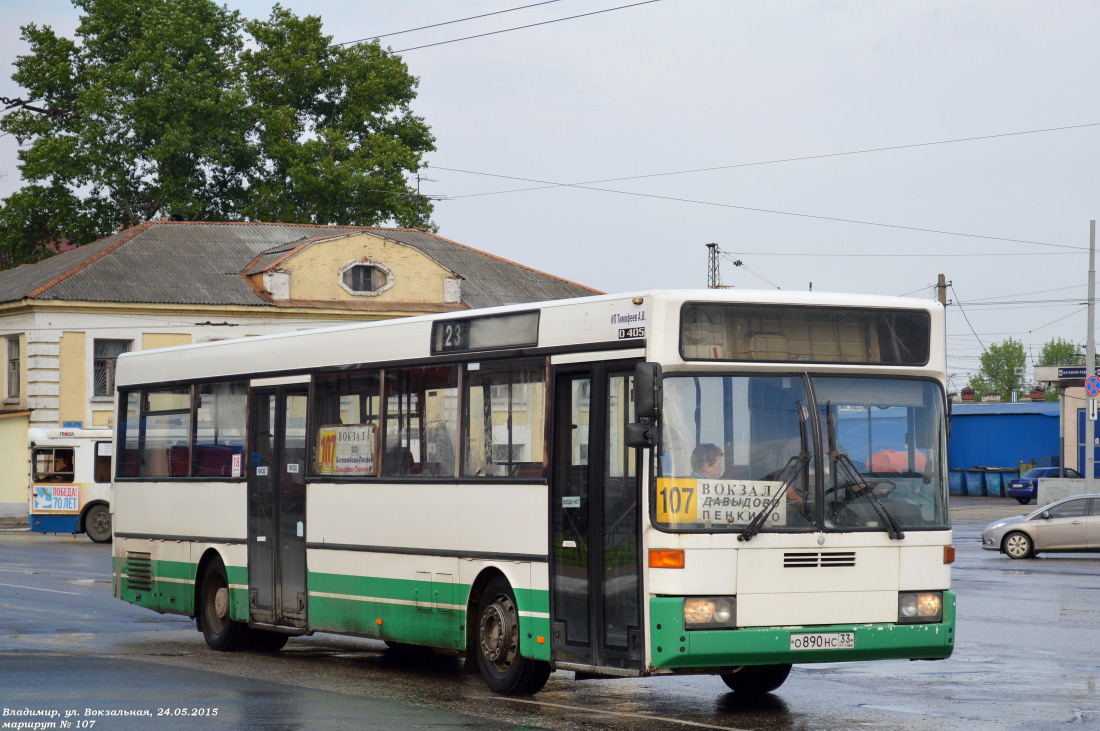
[634,361,662,421]
[625,422,656,448]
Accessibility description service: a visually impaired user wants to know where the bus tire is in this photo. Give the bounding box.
[720,663,792,694]
[83,503,112,544]
[475,576,551,695]
[199,557,248,651]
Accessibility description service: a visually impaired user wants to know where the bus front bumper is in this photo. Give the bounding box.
[649,592,956,670]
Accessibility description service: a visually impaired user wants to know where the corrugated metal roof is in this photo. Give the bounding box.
[0,222,601,308]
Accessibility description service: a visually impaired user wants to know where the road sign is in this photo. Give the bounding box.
[1087,375,1100,397]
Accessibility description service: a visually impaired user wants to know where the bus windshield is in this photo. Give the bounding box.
[655,374,948,533]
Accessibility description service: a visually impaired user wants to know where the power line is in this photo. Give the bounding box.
[392,1,663,53]
[964,284,1083,302]
[436,164,1086,251]
[676,250,1079,258]
[718,251,781,289]
[1027,309,1083,333]
[949,284,986,354]
[440,122,1100,198]
[897,284,936,298]
[959,299,1083,307]
[336,1,567,45]
[0,2,661,127]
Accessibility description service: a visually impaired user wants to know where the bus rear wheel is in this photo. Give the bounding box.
[475,576,550,695]
[83,504,112,543]
[720,664,792,694]
[199,557,248,651]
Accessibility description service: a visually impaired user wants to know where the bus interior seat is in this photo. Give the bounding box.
[169,446,190,477]
[195,444,241,476]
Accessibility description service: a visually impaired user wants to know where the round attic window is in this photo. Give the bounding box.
[339,260,393,296]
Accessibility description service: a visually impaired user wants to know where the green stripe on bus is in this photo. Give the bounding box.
[649,592,955,669]
[307,571,551,660]
[308,571,549,616]
[115,558,552,661]
[113,556,253,621]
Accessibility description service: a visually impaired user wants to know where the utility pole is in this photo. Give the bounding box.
[936,274,948,306]
[707,243,721,289]
[1086,222,1096,492]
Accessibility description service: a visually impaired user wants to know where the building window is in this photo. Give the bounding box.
[94,339,131,397]
[6,338,19,399]
[338,260,393,296]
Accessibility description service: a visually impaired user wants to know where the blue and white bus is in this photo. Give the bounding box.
[30,428,113,542]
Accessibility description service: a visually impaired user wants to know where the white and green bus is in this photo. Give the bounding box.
[112,289,954,696]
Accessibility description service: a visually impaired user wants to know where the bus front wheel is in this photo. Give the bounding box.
[720,664,792,694]
[83,504,112,544]
[199,558,247,651]
[475,576,550,695]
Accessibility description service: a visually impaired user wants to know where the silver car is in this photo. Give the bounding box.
[981,494,1100,559]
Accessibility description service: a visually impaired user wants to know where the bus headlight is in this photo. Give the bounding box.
[898,591,943,624]
[684,597,737,629]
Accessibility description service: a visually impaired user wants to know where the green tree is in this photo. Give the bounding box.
[1036,336,1086,401]
[1037,337,1080,367]
[0,0,435,266]
[969,338,1026,400]
[239,7,435,228]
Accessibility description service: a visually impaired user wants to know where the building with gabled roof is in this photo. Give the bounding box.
[0,220,600,518]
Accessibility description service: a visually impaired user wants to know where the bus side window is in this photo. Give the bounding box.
[94,449,112,483]
[383,365,458,479]
[463,359,546,479]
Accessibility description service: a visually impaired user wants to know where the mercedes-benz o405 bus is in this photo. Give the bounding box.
[112,290,954,695]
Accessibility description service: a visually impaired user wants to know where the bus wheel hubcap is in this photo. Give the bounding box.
[480,597,517,668]
[214,587,229,619]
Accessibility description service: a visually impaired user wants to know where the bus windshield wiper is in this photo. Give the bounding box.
[824,400,904,540]
[831,451,905,540]
[738,451,810,542]
[739,400,811,543]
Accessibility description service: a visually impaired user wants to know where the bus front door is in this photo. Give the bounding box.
[550,364,643,672]
[248,386,308,629]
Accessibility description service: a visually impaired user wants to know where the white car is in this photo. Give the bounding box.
[981,494,1100,559]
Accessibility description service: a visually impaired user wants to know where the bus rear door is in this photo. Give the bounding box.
[248,385,309,629]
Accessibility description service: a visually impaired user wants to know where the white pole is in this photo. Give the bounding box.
[1086,221,1096,493]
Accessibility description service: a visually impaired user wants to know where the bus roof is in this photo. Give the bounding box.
[115,289,943,388]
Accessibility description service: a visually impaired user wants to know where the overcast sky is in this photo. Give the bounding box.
[3,0,1100,393]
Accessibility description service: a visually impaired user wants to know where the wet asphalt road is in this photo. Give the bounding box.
[0,497,1097,730]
